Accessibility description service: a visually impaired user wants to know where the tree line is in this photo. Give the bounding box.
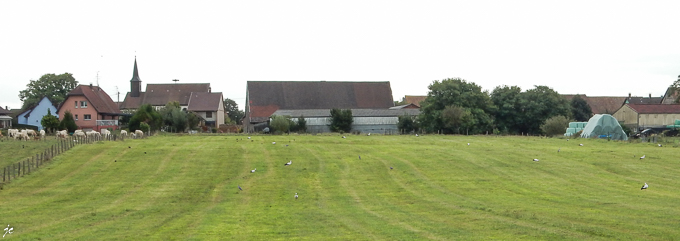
[401,78,592,136]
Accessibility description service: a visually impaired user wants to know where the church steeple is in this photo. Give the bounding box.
[130,57,142,97]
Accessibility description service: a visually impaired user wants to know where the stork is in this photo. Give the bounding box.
[367,133,371,136]
[558,148,561,152]
[415,134,419,137]
[579,144,583,146]
[641,183,648,190]
[342,136,346,139]
[294,193,298,200]
[248,136,251,139]
[272,142,276,145]
[533,159,539,162]
[251,168,256,173]
[285,160,292,166]
[658,144,662,147]
[467,143,470,146]
[640,155,646,160]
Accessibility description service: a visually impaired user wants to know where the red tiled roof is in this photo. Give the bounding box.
[60,85,121,114]
[404,95,427,107]
[625,104,680,114]
[187,92,223,111]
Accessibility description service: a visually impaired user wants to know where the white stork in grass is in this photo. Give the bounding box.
[294,193,298,200]
[579,144,583,146]
[467,143,470,146]
[342,136,346,139]
[272,142,276,145]
[251,168,256,173]
[415,134,419,137]
[285,160,292,166]
[558,148,561,152]
[641,183,648,190]
[367,133,371,136]
[640,155,646,160]
[658,144,662,147]
[248,136,251,139]
[533,159,539,162]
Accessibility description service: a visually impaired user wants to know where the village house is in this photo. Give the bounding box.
[0,106,12,129]
[57,84,121,131]
[16,96,58,131]
[118,58,225,128]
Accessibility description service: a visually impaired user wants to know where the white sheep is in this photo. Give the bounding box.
[120,130,128,136]
[134,130,144,138]
[39,129,45,138]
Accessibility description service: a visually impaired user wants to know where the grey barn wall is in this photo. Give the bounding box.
[294,116,400,134]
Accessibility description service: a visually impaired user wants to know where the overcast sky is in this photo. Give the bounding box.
[2,1,679,110]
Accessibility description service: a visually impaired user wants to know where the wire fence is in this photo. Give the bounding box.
[1,132,148,188]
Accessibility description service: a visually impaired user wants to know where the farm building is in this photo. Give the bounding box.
[57,84,122,132]
[404,95,427,107]
[271,108,421,134]
[118,58,225,127]
[612,104,680,131]
[0,106,11,128]
[16,96,58,131]
[244,81,395,132]
[563,94,627,115]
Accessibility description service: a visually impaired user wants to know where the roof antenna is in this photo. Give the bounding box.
[96,71,100,87]
[115,86,120,103]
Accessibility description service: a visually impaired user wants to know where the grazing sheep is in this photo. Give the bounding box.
[100,129,111,138]
[56,130,68,138]
[15,130,29,141]
[120,130,128,136]
[8,129,18,138]
[25,129,37,138]
[134,130,144,138]
[39,129,45,138]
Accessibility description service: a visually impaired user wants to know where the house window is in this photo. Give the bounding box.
[84,114,91,120]
[75,115,79,121]
[75,101,78,108]
[80,101,87,108]
[206,112,212,118]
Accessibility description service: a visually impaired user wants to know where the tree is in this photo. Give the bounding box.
[19,73,79,109]
[570,95,592,121]
[540,115,570,136]
[491,85,523,134]
[419,78,496,134]
[398,115,418,133]
[441,105,475,134]
[394,97,407,106]
[223,98,245,124]
[517,86,572,134]
[40,109,60,133]
[269,115,290,134]
[129,104,162,132]
[59,110,78,133]
[297,116,307,133]
[330,109,353,133]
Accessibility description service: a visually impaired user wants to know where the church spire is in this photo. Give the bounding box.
[130,57,142,97]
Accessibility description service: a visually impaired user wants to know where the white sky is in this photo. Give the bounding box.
[2,1,679,110]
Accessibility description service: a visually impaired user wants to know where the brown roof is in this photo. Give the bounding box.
[404,95,427,107]
[625,104,680,114]
[563,95,627,114]
[60,85,121,114]
[0,106,10,115]
[120,83,211,109]
[246,81,394,122]
[188,92,223,111]
[625,97,663,105]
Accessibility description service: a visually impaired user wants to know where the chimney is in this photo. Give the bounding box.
[628,93,631,98]
[649,93,652,98]
[209,87,212,93]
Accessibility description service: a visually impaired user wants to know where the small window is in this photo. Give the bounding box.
[206,112,212,118]
[75,101,78,108]
[84,114,91,120]
[80,101,87,108]
[75,114,79,121]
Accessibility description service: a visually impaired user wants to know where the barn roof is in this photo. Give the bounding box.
[563,95,627,114]
[187,92,223,111]
[272,108,421,118]
[247,81,394,122]
[624,104,680,114]
[60,85,121,115]
[625,96,663,105]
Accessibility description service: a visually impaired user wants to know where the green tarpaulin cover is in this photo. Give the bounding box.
[580,114,628,140]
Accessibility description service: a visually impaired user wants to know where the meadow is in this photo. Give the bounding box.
[0,134,678,240]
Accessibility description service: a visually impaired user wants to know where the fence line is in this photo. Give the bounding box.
[1,132,148,187]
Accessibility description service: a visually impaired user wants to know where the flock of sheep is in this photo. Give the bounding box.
[5,128,145,141]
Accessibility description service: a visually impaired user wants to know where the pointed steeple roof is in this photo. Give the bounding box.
[130,57,142,82]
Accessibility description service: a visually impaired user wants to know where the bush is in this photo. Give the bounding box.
[330,109,353,133]
[59,110,78,133]
[270,115,290,134]
[540,115,570,137]
[297,116,307,133]
[398,115,418,133]
[41,109,60,133]
[140,123,150,133]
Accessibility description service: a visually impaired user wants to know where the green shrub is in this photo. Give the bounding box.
[540,115,570,137]
[140,123,150,133]
[330,109,353,133]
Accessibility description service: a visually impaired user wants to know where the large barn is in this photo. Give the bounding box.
[612,104,680,131]
[244,81,401,133]
[271,108,420,134]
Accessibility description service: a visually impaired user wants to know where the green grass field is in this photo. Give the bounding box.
[1,134,678,240]
[0,136,64,168]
